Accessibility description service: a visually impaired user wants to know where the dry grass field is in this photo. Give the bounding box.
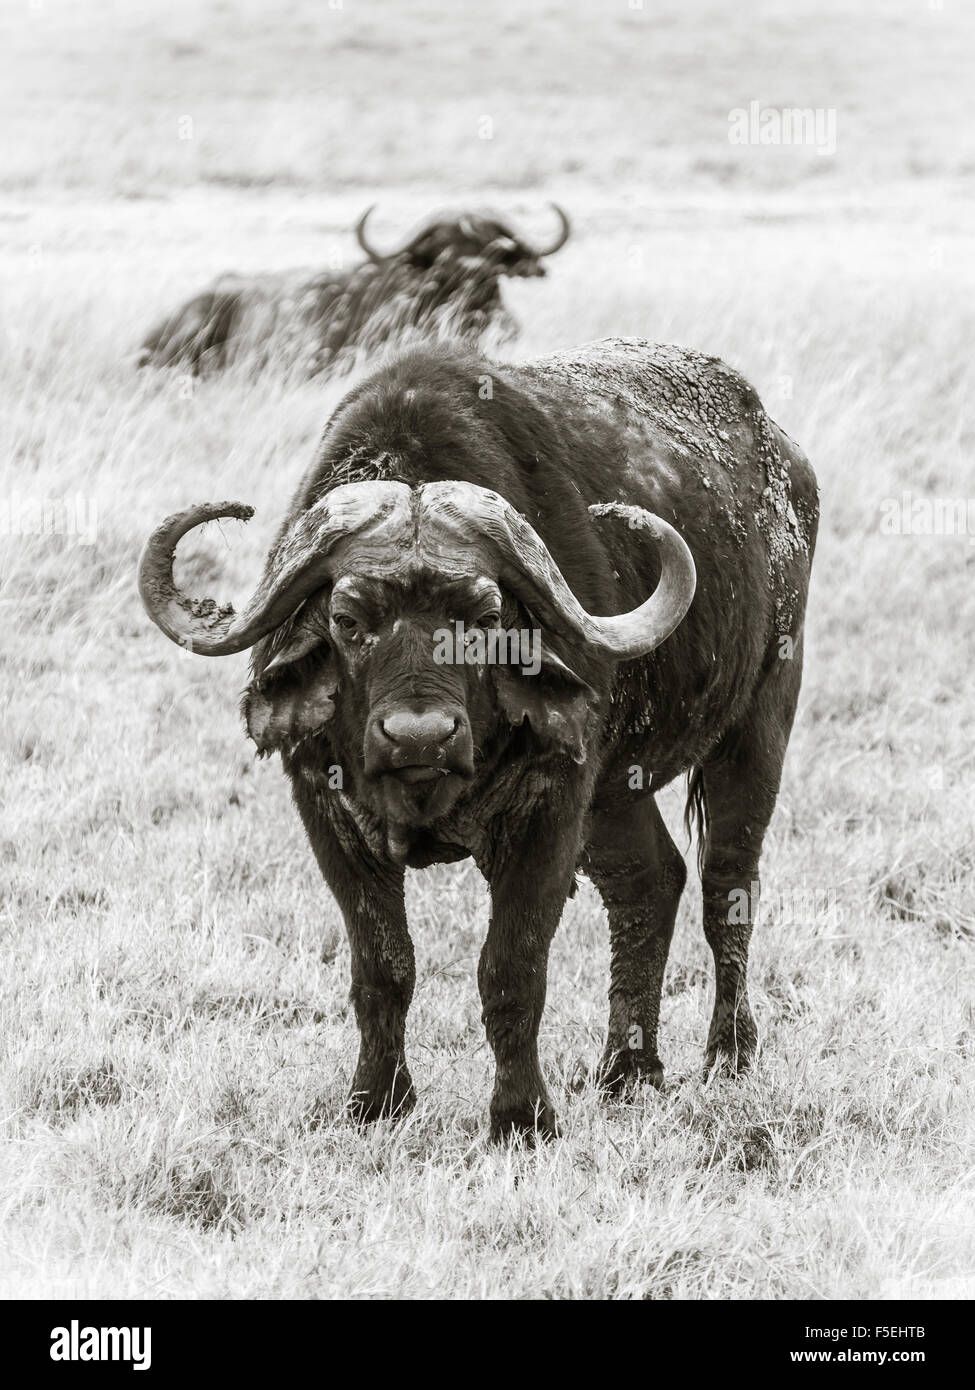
[0,0,973,1299]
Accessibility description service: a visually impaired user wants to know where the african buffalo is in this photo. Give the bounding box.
[136,205,570,377]
[138,337,818,1141]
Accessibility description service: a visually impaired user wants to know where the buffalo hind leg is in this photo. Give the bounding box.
[699,647,804,1077]
[585,789,687,1093]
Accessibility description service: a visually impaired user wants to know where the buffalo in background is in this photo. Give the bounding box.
[137,204,570,378]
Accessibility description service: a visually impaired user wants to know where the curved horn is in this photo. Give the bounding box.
[138,483,414,656]
[417,482,695,661]
[354,205,386,262]
[534,202,571,257]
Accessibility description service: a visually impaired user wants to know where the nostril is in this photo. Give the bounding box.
[427,713,460,744]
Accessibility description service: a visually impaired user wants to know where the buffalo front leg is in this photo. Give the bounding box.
[345,881,416,1121]
[292,780,416,1121]
[585,787,687,1093]
[479,815,581,1143]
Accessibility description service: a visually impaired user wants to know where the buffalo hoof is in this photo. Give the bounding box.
[703,1006,756,1078]
[489,1100,559,1145]
[701,1046,756,1083]
[703,1010,758,1082]
[347,1067,416,1124]
[594,1047,664,1096]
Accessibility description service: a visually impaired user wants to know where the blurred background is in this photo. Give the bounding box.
[3,0,974,308]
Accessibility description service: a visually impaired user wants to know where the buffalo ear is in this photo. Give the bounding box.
[406,227,447,270]
[260,618,326,676]
[242,613,339,755]
[494,648,597,764]
[243,668,338,756]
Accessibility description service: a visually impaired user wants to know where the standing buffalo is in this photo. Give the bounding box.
[136,205,570,377]
[139,337,818,1141]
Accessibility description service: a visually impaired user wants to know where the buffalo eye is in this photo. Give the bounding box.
[333,613,359,635]
[475,608,502,627]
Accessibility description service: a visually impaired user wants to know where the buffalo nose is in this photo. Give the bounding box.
[379,710,459,751]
